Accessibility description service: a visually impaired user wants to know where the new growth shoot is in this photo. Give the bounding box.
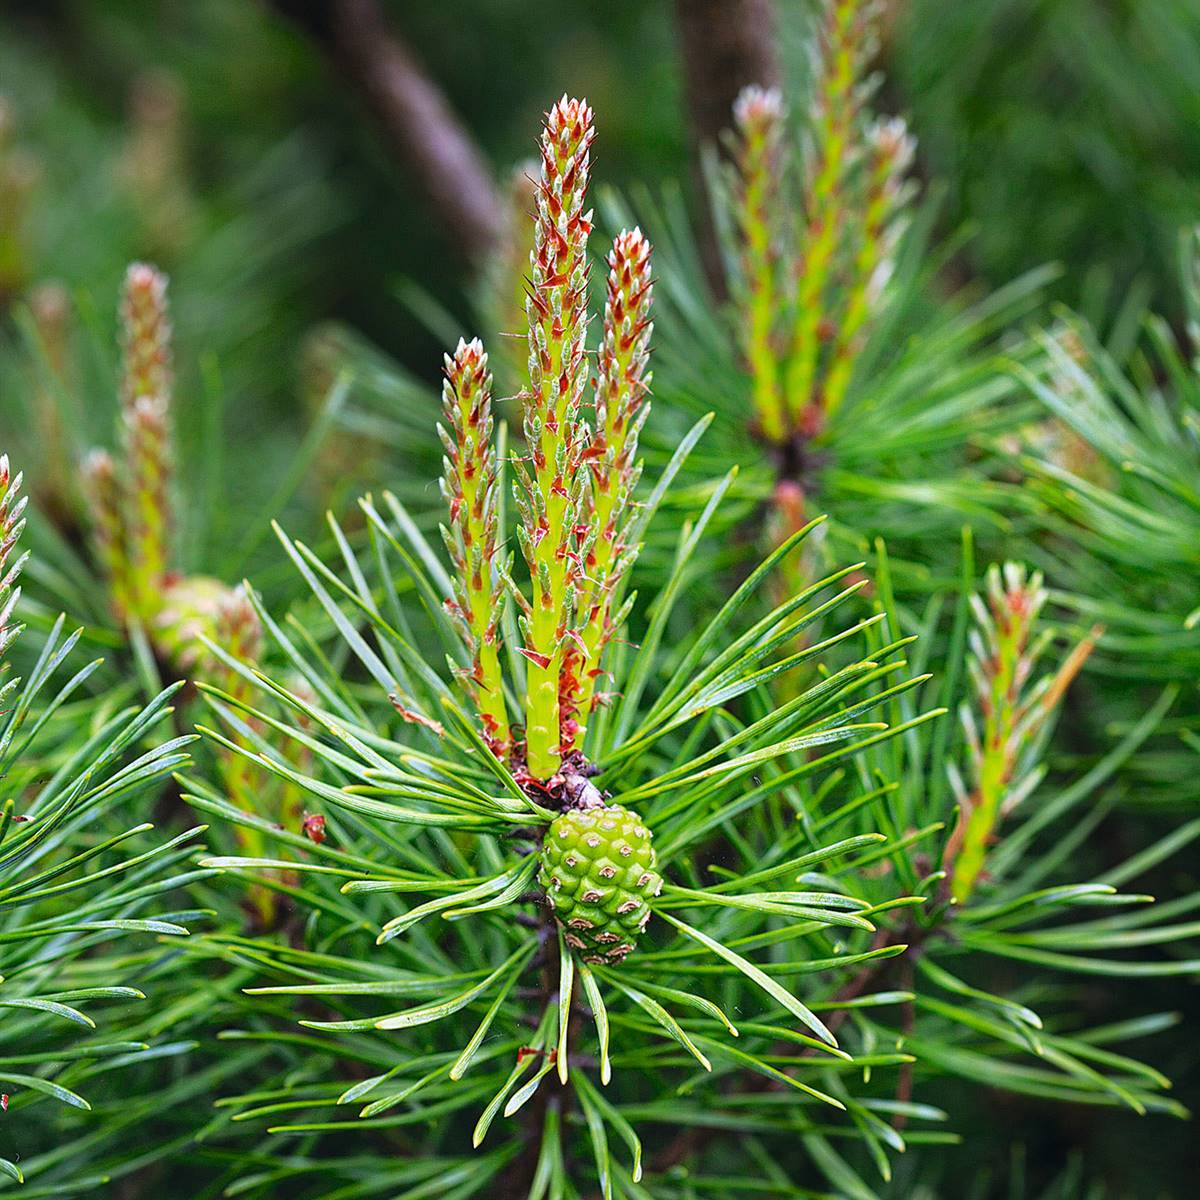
[729,0,914,450]
[947,563,1100,901]
[441,96,653,786]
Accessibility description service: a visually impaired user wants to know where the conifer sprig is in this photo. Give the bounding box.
[786,0,881,432]
[82,263,175,628]
[193,98,944,1196]
[822,115,915,419]
[79,263,258,687]
[441,98,655,780]
[69,265,305,895]
[440,336,511,756]
[602,0,1049,588]
[0,461,28,682]
[518,95,596,778]
[121,393,171,618]
[946,563,1099,901]
[195,507,934,1189]
[812,541,1198,1134]
[118,264,173,619]
[119,260,172,407]
[0,452,203,1183]
[1018,241,1200,686]
[732,85,788,441]
[569,225,654,730]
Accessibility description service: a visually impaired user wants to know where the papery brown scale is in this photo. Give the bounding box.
[520,646,552,670]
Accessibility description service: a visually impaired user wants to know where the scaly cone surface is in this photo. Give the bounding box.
[538,805,661,963]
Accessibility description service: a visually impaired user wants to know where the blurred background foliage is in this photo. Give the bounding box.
[1,1,1198,1196]
[889,0,1200,328]
[1,0,685,392]
[8,0,1200,383]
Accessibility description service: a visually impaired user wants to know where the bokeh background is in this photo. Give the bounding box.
[7,0,1200,397]
[2,0,1197,1193]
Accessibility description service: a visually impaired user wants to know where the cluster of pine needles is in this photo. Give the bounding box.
[0,2,1196,1198]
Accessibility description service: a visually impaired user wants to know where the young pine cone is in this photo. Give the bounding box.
[539,805,661,964]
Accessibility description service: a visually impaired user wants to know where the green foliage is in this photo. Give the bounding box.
[0,0,1197,1196]
[174,71,1195,1188]
[0,457,208,1188]
[185,483,940,1195]
[1018,231,1200,686]
[892,0,1200,324]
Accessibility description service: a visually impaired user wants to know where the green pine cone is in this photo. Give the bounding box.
[152,574,230,670]
[539,804,662,964]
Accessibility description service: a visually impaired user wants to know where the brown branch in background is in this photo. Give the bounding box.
[673,0,781,301]
[267,0,501,265]
[892,960,916,1131]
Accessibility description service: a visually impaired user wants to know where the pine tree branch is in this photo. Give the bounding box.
[673,0,781,300]
[267,0,502,264]
[502,904,575,1199]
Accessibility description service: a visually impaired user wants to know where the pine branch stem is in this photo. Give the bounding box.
[503,901,577,1199]
[268,0,501,264]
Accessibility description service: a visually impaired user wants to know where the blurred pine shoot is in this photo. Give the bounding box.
[945,564,1099,901]
[730,0,914,452]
